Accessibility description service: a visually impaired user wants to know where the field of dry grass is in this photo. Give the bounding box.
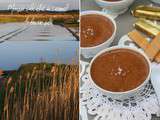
[0,63,79,120]
[0,12,79,23]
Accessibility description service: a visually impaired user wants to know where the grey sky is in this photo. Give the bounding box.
[0,0,79,10]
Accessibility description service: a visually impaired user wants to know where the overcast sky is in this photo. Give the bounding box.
[0,0,79,10]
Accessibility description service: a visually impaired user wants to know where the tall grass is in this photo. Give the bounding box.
[0,63,79,120]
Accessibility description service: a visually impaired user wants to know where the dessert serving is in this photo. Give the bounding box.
[80,11,116,57]
[95,0,135,15]
[81,14,114,47]
[89,47,151,94]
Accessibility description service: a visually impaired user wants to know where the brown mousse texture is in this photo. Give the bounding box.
[91,49,149,92]
[81,14,114,47]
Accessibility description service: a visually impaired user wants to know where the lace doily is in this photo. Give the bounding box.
[80,35,160,120]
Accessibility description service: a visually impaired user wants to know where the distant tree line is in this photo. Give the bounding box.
[0,9,79,15]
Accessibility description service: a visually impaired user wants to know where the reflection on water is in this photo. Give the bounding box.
[0,23,79,70]
[0,23,76,41]
[0,41,79,70]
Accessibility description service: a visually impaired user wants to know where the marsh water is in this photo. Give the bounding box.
[0,22,79,70]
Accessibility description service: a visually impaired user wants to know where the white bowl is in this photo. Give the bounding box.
[81,11,116,58]
[95,0,135,13]
[89,46,151,100]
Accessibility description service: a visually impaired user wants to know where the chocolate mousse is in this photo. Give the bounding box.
[81,14,114,47]
[91,49,149,92]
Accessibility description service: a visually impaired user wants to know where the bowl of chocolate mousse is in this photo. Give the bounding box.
[95,0,135,14]
[89,46,151,99]
[80,11,116,57]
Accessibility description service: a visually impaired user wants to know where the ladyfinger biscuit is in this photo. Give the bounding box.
[153,32,160,63]
[128,30,159,61]
[128,30,149,49]
[134,19,160,37]
[144,44,158,61]
[155,53,160,63]
[144,33,160,60]
[150,32,160,49]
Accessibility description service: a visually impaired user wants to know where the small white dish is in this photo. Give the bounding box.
[80,10,117,58]
[95,0,136,16]
[88,46,151,100]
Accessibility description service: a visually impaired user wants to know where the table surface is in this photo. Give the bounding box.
[80,0,159,120]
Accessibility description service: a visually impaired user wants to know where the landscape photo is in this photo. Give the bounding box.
[0,0,79,120]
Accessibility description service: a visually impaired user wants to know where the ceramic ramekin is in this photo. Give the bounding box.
[95,0,136,13]
[80,10,117,58]
[89,46,151,100]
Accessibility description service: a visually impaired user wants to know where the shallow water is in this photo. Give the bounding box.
[0,41,79,70]
[0,23,76,41]
[0,23,79,70]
